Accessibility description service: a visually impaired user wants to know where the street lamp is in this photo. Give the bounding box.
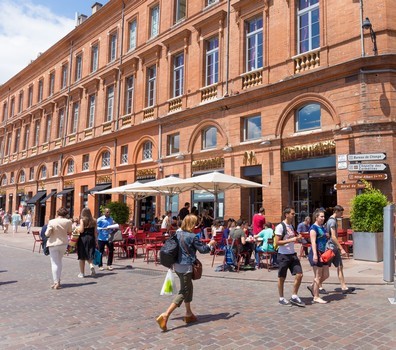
[362,17,378,55]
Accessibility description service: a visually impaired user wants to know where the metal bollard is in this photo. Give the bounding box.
[383,204,395,282]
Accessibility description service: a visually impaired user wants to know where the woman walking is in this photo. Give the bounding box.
[11,210,21,234]
[24,210,32,234]
[77,208,97,278]
[3,212,11,234]
[307,208,330,304]
[45,207,72,290]
[156,214,216,331]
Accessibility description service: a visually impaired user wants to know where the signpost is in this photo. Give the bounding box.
[348,173,388,180]
[348,163,387,172]
[348,153,386,161]
[334,183,366,190]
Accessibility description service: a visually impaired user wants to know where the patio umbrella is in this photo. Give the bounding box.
[181,171,265,218]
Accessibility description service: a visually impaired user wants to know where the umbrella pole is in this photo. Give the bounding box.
[134,199,140,228]
[214,189,219,219]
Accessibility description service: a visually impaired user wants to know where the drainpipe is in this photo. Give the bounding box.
[224,0,231,97]
[63,41,74,147]
[359,0,365,57]
[158,124,162,161]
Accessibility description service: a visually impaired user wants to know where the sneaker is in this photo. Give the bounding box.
[290,296,306,307]
[313,297,328,304]
[307,285,314,297]
[90,266,96,276]
[319,288,329,295]
[107,266,113,271]
[99,267,104,271]
[279,298,292,307]
[342,287,356,294]
[77,273,84,278]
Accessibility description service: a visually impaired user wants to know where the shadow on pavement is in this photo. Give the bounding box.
[169,312,240,331]
[0,280,17,285]
[59,281,97,288]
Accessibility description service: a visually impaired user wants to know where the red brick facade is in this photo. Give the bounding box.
[0,0,395,226]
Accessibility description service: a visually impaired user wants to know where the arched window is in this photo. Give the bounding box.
[142,141,153,161]
[202,127,217,149]
[67,159,75,174]
[101,151,111,168]
[18,170,25,183]
[1,175,7,186]
[40,166,47,179]
[296,103,321,131]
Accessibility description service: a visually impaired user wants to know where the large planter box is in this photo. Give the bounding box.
[352,231,383,262]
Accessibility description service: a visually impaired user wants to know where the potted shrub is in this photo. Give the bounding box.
[349,181,390,262]
[100,201,131,227]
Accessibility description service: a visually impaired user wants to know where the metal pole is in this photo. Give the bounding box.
[383,204,395,282]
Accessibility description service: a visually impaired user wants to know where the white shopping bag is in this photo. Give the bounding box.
[160,269,176,295]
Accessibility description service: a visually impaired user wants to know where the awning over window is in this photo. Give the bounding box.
[26,190,46,205]
[40,191,57,205]
[88,184,111,194]
[56,188,74,197]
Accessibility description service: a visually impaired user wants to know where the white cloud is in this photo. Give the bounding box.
[0,0,75,84]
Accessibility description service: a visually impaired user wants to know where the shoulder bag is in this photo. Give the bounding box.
[109,230,123,243]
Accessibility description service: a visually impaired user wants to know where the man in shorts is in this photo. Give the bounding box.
[326,205,355,294]
[275,207,305,307]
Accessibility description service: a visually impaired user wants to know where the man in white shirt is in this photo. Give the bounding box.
[274,207,305,307]
[161,211,171,230]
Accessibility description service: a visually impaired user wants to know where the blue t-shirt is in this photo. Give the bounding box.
[310,224,328,252]
[97,215,115,241]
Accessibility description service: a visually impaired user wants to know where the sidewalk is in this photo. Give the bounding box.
[0,226,390,286]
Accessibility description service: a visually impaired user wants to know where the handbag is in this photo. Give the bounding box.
[320,239,337,263]
[109,230,123,243]
[21,222,26,227]
[93,249,102,266]
[192,258,203,280]
[159,234,179,268]
[69,231,80,247]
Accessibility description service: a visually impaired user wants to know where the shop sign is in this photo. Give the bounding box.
[192,157,224,172]
[348,173,388,180]
[348,153,386,161]
[281,140,335,161]
[334,183,366,190]
[348,163,387,171]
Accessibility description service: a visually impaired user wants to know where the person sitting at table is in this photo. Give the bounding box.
[297,216,311,256]
[229,219,254,266]
[161,211,172,231]
[211,220,224,237]
[254,222,278,268]
[123,220,136,256]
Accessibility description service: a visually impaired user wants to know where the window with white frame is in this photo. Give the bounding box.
[175,0,186,23]
[71,102,79,134]
[52,161,58,176]
[40,166,47,179]
[109,32,117,62]
[9,97,15,118]
[91,44,99,72]
[45,114,51,143]
[67,159,74,174]
[128,19,137,51]
[23,125,29,150]
[101,151,111,168]
[1,175,6,186]
[106,85,114,122]
[296,103,321,131]
[19,170,25,183]
[173,53,184,98]
[142,141,153,160]
[75,54,83,81]
[2,103,7,122]
[206,0,218,7]
[6,133,11,156]
[61,64,68,89]
[205,37,219,86]
[34,120,40,146]
[246,16,263,72]
[298,0,319,54]
[88,94,95,128]
[10,172,14,184]
[38,80,43,102]
[49,72,55,96]
[18,91,23,113]
[82,154,89,171]
[167,133,179,155]
[202,127,217,149]
[28,86,33,107]
[150,5,160,38]
[57,108,64,138]
[29,167,34,180]
[13,128,20,153]
[243,115,262,141]
[120,145,128,164]
[146,65,156,107]
[125,76,134,114]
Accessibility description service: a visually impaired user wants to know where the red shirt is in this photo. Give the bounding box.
[252,214,266,234]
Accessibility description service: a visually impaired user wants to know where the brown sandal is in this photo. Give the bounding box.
[183,314,197,324]
[156,314,168,331]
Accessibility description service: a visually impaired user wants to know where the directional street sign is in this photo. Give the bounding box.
[348,153,386,161]
[334,183,366,190]
[348,173,388,180]
[348,163,387,172]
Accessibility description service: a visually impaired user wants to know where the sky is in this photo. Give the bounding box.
[0,0,109,85]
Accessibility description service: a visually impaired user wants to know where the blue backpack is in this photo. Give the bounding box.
[225,239,236,266]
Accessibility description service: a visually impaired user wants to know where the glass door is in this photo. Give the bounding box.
[292,174,310,225]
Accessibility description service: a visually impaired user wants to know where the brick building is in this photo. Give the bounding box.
[0,0,395,226]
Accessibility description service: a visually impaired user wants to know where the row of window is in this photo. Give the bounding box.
[1,1,320,122]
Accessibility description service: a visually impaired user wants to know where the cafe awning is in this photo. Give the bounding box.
[40,191,57,205]
[56,188,74,197]
[26,190,46,204]
[88,184,111,194]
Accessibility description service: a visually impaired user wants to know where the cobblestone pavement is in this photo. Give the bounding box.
[0,234,395,349]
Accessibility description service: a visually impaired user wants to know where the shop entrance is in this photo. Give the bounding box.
[291,169,336,223]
